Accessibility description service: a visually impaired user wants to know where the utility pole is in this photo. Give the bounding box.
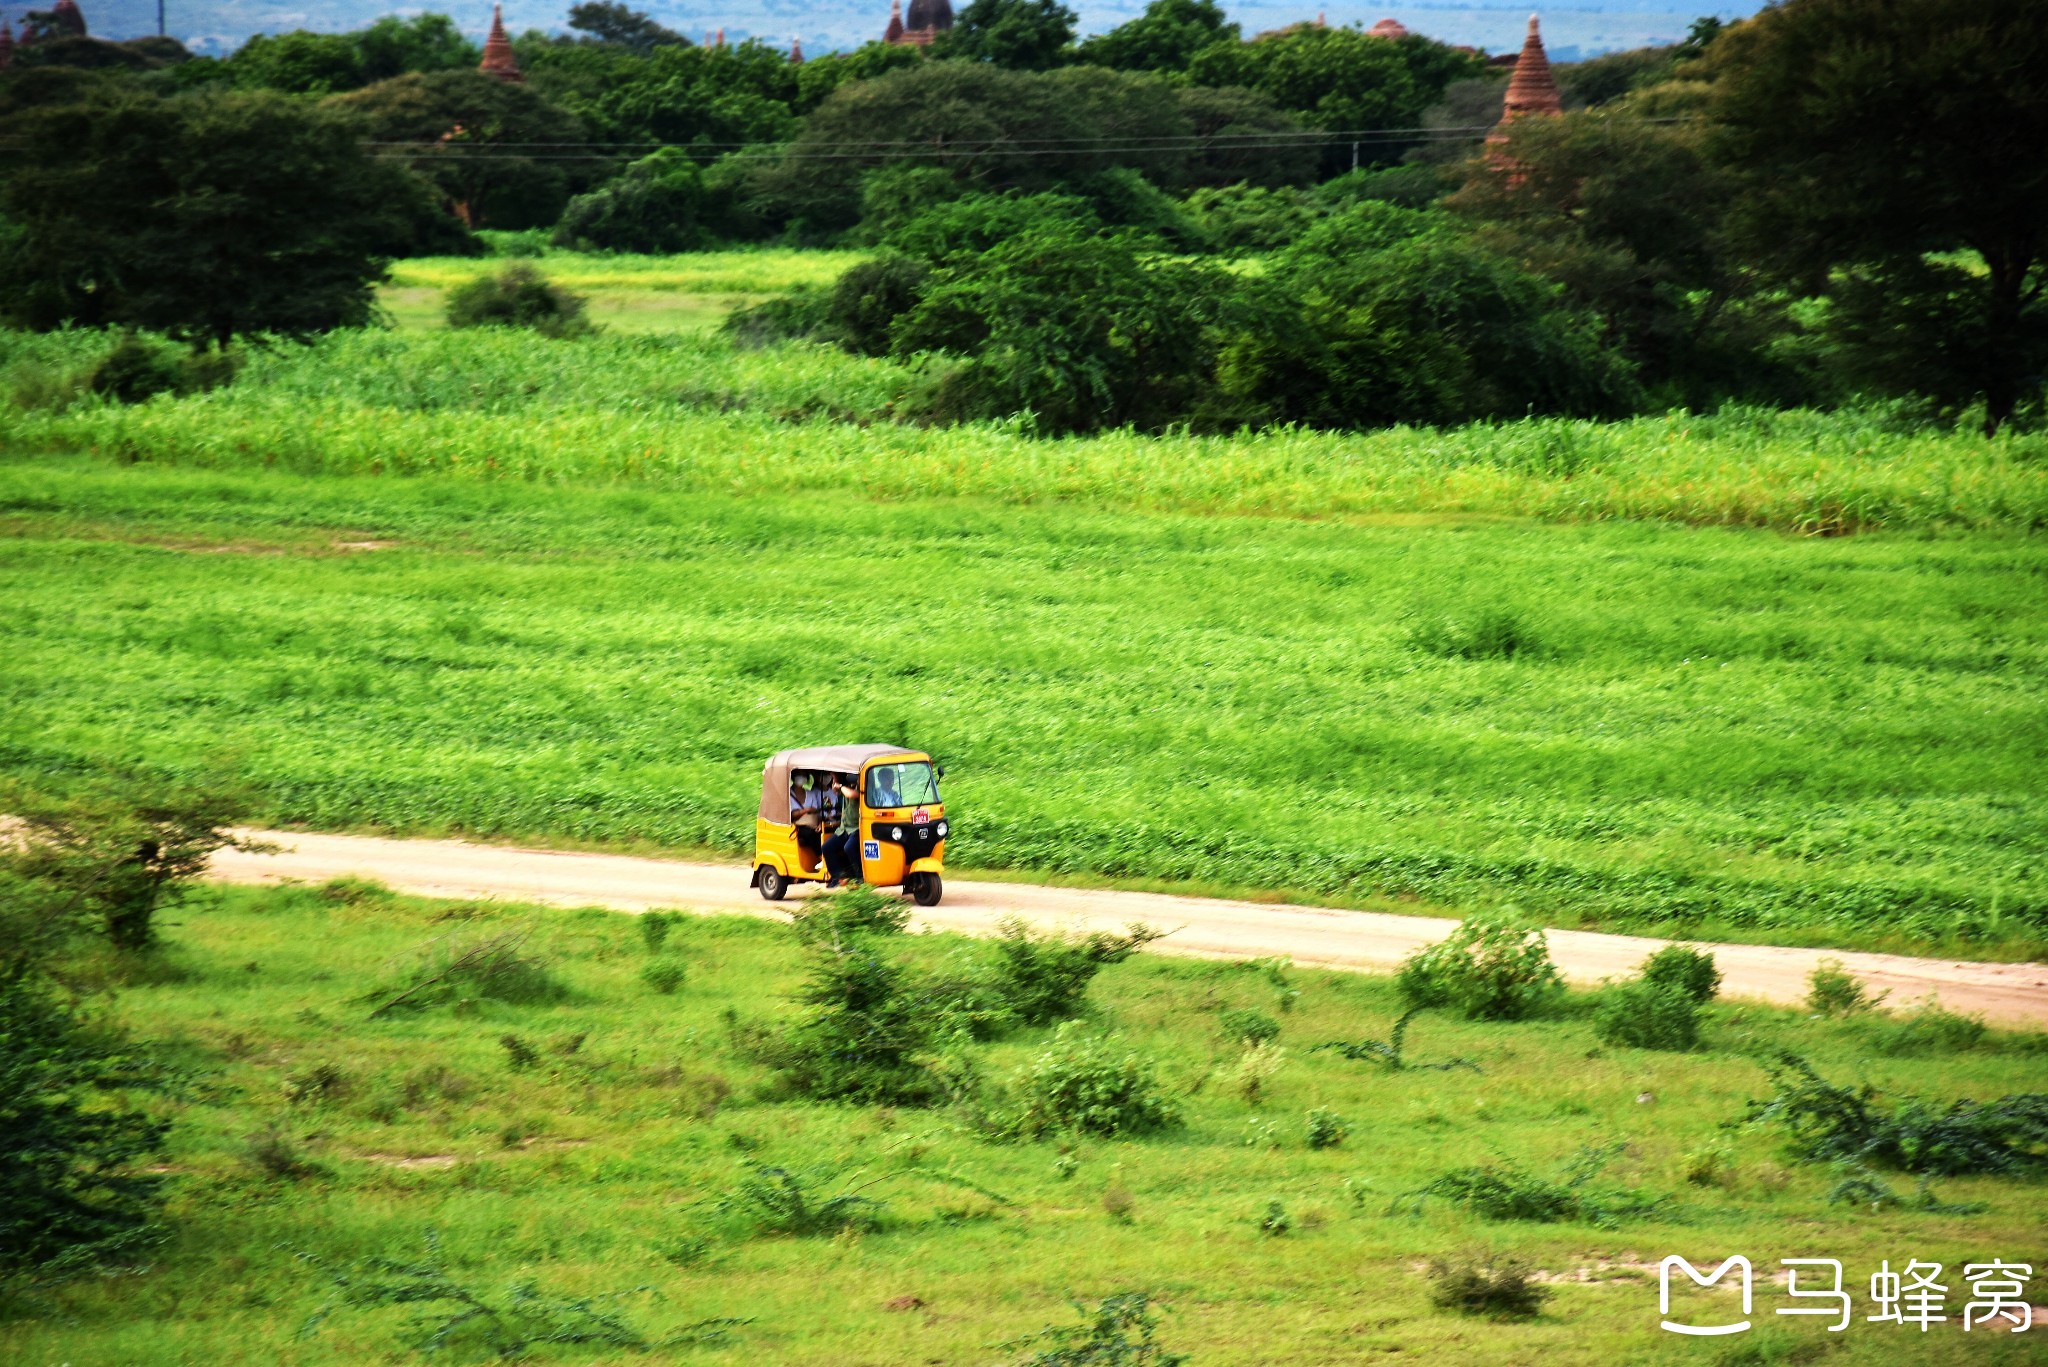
[159,0,166,35]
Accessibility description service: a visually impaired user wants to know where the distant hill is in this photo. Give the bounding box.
[46,1,1764,64]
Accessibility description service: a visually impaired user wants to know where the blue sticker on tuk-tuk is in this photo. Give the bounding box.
[863,840,880,860]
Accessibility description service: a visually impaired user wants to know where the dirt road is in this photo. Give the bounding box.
[210,828,2048,1029]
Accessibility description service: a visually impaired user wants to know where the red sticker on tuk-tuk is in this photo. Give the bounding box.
[913,807,930,824]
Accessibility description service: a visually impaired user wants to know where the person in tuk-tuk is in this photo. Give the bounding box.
[790,773,826,858]
[823,772,860,887]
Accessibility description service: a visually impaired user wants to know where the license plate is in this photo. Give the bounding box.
[862,840,880,860]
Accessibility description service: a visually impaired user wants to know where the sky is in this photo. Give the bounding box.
[24,1,1768,64]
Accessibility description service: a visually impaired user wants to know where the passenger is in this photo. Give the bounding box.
[823,773,861,887]
[791,773,826,862]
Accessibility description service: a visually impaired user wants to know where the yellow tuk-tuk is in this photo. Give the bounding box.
[751,744,947,906]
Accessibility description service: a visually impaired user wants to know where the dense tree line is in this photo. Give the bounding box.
[0,0,2042,432]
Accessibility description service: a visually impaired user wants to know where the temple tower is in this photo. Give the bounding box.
[1491,14,1562,135]
[883,0,904,44]
[479,5,524,82]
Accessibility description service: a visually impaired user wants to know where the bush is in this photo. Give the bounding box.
[444,265,593,338]
[86,332,185,404]
[1864,1001,1988,1057]
[1218,1008,1280,1045]
[1396,915,1564,1021]
[640,958,686,995]
[1426,1256,1549,1320]
[1304,1107,1347,1150]
[1315,1007,1481,1074]
[1405,606,1546,661]
[1593,981,1701,1052]
[1741,1052,2048,1176]
[552,148,709,254]
[986,919,1164,1027]
[638,911,676,955]
[1638,944,1721,1003]
[0,971,169,1277]
[769,940,943,1105]
[1807,958,1881,1016]
[891,221,1244,435]
[1230,1040,1285,1107]
[1184,182,1315,252]
[789,882,911,945]
[999,1291,1186,1367]
[823,253,929,358]
[366,930,567,1016]
[714,1162,886,1237]
[1007,1023,1180,1140]
[1395,1144,1664,1227]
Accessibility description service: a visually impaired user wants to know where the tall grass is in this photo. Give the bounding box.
[385,249,867,296]
[3,327,2044,534]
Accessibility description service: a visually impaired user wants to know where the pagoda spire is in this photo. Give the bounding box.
[479,5,524,82]
[789,35,804,62]
[1498,14,1562,123]
[884,0,904,43]
[0,22,13,69]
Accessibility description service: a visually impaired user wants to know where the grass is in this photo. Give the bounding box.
[0,457,2043,955]
[377,249,866,335]
[3,324,2046,535]
[3,885,2040,1366]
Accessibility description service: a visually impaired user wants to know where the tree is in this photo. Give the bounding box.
[328,71,588,230]
[21,3,87,41]
[354,14,479,81]
[1175,84,1315,188]
[566,1,687,54]
[0,88,452,344]
[1219,204,1641,428]
[753,63,1190,234]
[553,147,710,252]
[1708,0,2048,433]
[931,0,1078,70]
[1449,104,1789,405]
[1077,0,1237,73]
[893,219,1242,433]
[1190,25,1484,141]
[223,30,366,93]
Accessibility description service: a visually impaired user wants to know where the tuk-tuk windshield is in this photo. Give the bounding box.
[866,761,939,809]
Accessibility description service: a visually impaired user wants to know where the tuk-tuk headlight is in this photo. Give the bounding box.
[936,821,947,838]
[891,826,903,840]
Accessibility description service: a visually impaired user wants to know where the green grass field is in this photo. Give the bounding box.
[2,884,2040,1366]
[2,456,2042,955]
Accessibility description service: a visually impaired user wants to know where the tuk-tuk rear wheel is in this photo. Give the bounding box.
[757,865,787,901]
[909,872,943,908]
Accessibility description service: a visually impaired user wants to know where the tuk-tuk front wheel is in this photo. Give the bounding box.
[908,872,943,908]
[757,865,787,902]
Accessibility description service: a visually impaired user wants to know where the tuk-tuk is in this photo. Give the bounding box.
[751,744,947,906]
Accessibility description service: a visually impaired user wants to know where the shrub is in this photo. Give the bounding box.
[1864,1001,1988,1057]
[1741,1052,2048,1176]
[714,1162,886,1237]
[1426,1256,1550,1320]
[1231,1040,1286,1107]
[1638,944,1722,1003]
[1396,915,1564,1021]
[499,1034,540,1071]
[790,882,911,945]
[1806,958,1880,1016]
[1304,1107,1348,1150]
[444,264,593,338]
[1405,607,1546,661]
[366,930,567,1016]
[246,1125,322,1179]
[297,1229,744,1355]
[2,784,257,951]
[1219,1008,1280,1045]
[1101,1178,1136,1224]
[986,919,1165,1027]
[86,332,185,404]
[0,972,169,1277]
[1007,1023,1180,1139]
[999,1292,1186,1367]
[640,958,686,995]
[1315,1007,1480,1073]
[638,911,676,955]
[1395,1144,1665,1227]
[1593,981,1701,1052]
[282,1062,351,1105]
[1257,1200,1291,1236]
[1823,1165,1987,1216]
[769,940,943,1105]
[824,253,929,357]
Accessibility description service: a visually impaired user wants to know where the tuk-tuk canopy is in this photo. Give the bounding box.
[759,744,927,823]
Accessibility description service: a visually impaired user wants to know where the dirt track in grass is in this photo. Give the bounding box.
[211,828,2048,1029]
